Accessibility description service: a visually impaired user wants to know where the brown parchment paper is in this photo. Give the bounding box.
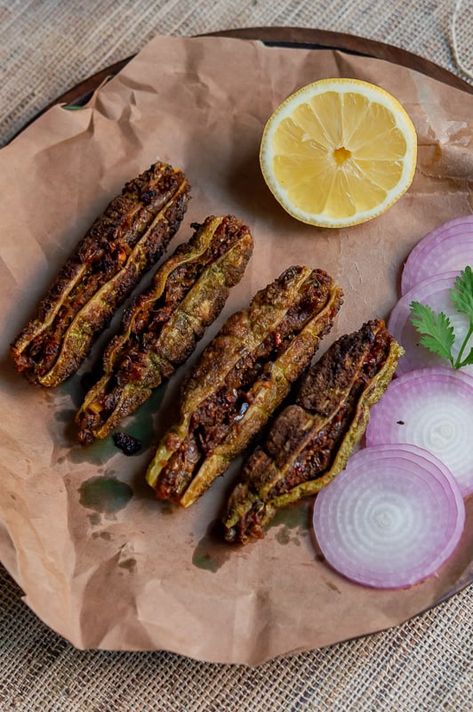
[0,34,472,666]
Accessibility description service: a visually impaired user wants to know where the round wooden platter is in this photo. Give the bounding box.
[6,25,473,658]
[13,26,473,140]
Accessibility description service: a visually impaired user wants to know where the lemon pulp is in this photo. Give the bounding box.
[260,79,417,228]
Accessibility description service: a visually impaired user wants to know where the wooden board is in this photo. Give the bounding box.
[5,25,473,661]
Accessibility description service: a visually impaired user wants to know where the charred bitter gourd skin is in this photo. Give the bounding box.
[146,266,343,507]
[223,320,403,544]
[10,161,190,387]
[76,215,253,444]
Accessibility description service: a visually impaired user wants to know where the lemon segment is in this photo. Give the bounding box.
[260,78,417,228]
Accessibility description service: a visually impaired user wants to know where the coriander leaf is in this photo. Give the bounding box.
[410,301,455,364]
[450,266,473,321]
[459,347,473,367]
[453,322,473,368]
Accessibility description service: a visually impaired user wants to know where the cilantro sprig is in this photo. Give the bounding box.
[410,266,473,370]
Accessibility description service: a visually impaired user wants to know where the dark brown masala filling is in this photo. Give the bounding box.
[232,329,390,539]
[83,217,248,422]
[24,168,184,375]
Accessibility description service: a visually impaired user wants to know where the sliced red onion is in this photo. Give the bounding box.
[366,368,473,495]
[388,271,473,376]
[313,444,465,589]
[402,215,473,295]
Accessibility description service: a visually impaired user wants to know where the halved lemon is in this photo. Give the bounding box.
[260,78,417,228]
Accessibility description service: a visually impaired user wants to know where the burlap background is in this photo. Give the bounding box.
[1,1,472,710]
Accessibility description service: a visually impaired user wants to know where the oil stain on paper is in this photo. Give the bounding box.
[118,558,137,573]
[79,476,133,514]
[270,502,310,546]
[66,383,167,465]
[120,384,168,450]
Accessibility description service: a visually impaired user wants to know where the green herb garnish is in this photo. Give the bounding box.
[410,266,473,369]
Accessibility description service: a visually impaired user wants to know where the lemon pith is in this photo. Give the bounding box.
[260,78,417,228]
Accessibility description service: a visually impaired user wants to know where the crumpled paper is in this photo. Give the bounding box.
[0,33,472,665]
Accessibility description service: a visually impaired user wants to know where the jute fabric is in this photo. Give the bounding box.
[0,2,472,710]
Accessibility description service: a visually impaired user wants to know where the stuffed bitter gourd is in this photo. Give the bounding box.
[11,161,190,387]
[223,320,403,544]
[76,215,253,444]
[146,266,343,507]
